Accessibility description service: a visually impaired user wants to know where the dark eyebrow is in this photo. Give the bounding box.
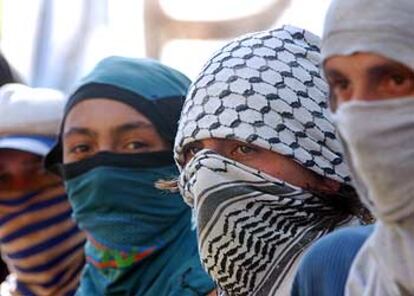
[367,62,414,78]
[63,127,98,139]
[324,68,346,80]
[113,121,154,135]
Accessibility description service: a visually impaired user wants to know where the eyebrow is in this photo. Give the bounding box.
[113,121,154,135]
[367,62,413,78]
[63,121,154,140]
[63,127,98,139]
[326,61,412,79]
[324,68,346,80]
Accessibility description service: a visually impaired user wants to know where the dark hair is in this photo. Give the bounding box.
[313,183,374,226]
[0,52,21,86]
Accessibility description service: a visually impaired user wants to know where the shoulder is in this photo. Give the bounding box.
[291,225,374,296]
[304,225,374,265]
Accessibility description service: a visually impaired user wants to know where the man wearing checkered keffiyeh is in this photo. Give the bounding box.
[174,25,370,295]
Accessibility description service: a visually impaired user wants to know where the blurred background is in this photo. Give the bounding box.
[0,0,330,92]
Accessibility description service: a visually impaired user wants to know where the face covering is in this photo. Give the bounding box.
[46,56,214,295]
[321,1,414,294]
[64,152,187,251]
[0,184,85,296]
[63,151,214,295]
[175,25,364,295]
[333,97,414,222]
[180,150,355,296]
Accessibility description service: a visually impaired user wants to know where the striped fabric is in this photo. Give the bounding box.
[0,184,85,295]
[179,151,356,295]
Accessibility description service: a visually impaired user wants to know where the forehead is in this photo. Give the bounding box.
[324,52,409,73]
[0,149,40,163]
[64,98,152,132]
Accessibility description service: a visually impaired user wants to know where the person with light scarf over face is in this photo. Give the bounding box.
[174,25,371,296]
[45,56,215,296]
[0,84,85,296]
[296,0,414,295]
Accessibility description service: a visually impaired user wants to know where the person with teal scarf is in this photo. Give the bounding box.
[44,56,215,295]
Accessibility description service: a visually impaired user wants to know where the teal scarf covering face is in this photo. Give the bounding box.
[63,152,214,295]
[45,56,191,170]
[45,57,214,295]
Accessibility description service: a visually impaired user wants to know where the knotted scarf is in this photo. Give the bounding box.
[180,150,356,295]
[175,25,363,295]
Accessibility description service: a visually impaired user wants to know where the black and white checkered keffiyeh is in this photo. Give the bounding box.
[180,150,354,295]
[175,25,350,184]
[175,25,357,295]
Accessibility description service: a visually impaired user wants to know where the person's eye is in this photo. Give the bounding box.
[390,73,407,85]
[183,142,203,163]
[186,145,202,157]
[330,78,351,93]
[380,68,414,97]
[124,141,147,151]
[386,72,413,90]
[233,144,257,156]
[332,78,350,90]
[328,77,352,104]
[70,144,91,155]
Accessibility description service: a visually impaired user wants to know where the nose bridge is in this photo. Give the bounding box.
[96,133,116,153]
[352,78,373,102]
[200,139,223,154]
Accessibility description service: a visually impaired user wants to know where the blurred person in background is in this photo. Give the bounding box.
[292,0,414,295]
[173,25,371,296]
[0,84,85,295]
[0,50,21,283]
[45,56,215,296]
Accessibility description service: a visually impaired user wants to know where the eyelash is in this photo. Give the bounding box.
[330,78,350,90]
[185,144,202,156]
[389,73,405,83]
[124,141,148,150]
[184,143,258,158]
[384,72,412,87]
[233,144,257,156]
[69,144,91,154]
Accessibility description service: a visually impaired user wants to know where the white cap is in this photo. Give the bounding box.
[0,135,55,156]
[0,83,66,136]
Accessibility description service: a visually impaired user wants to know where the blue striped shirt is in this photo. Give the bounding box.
[291,225,374,296]
[0,184,85,295]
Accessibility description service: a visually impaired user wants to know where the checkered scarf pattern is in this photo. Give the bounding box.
[175,26,355,295]
[175,25,351,184]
